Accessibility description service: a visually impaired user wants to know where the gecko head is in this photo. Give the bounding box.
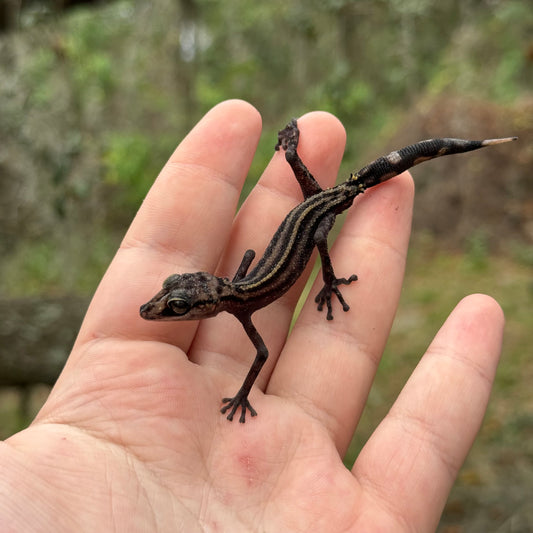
[140,272,227,321]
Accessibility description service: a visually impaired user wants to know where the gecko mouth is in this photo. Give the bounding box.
[139,300,171,319]
[139,302,155,319]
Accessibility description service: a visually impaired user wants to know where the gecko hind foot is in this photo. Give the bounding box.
[315,275,358,320]
[221,394,258,423]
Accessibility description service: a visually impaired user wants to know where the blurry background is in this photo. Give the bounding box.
[0,0,532,530]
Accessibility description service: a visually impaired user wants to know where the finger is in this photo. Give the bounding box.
[353,294,503,532]
[269,172,414,451]
[189,113,346,390]
[75,100,262,349]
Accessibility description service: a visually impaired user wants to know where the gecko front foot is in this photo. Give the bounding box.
[315,275,358,320]
[221,393,258,423]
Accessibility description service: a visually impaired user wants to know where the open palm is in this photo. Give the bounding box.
[1,100,503,532]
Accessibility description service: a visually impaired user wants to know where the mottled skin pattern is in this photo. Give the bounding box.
[140,119,516,423]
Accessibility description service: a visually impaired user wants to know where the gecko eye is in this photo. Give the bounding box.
[168,297,191,316]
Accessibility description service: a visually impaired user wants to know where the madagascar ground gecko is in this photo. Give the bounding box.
[140,118,515,423]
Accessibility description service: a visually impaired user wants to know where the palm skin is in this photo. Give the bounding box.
[0,100,503,532]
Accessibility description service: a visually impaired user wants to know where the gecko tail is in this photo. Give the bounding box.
[481,137,518,146]
[352,136,517,189]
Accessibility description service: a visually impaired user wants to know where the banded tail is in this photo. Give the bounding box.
[352,136,517,189]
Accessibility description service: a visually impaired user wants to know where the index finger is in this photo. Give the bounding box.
[75,100,262,348]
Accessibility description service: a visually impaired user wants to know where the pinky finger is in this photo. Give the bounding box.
[352,294,504,532]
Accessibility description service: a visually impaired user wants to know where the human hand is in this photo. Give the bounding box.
[0,100,503,532]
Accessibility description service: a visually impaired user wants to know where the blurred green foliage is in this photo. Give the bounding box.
[0,0,530,317]
[463,231,490,272]
[1,0,530,303]
[24,48,56,106]
[103,132,154,206]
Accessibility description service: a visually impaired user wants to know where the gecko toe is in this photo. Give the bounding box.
[221,395,257,423]
[315,274,358,320]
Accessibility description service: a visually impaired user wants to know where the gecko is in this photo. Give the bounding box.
[140,118,516,423]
